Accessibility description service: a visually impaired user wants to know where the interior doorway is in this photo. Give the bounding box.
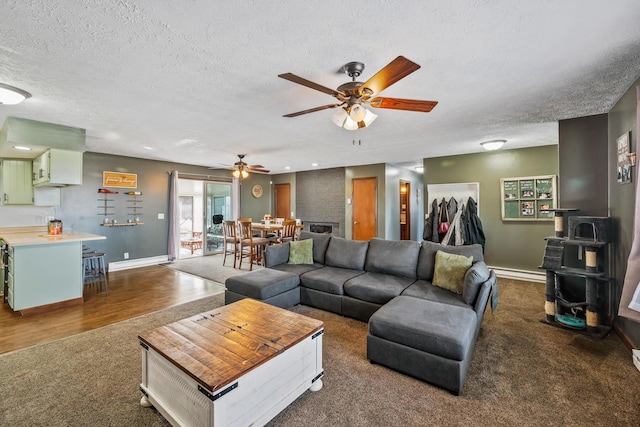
[352,177,377,241]
[274,183,291,219]
[400,180,411,240]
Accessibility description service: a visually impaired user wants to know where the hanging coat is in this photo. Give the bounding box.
[423,198,439,242]
[436,197,449,240]
[464,197,485,250]
[460,201,470,243]
[441,203,465,246]
[447,197,459,220]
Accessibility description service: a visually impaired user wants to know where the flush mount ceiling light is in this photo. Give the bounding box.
[0,83,31,105]
[480,139,507,151]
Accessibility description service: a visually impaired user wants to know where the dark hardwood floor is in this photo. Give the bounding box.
[0,265,224,355]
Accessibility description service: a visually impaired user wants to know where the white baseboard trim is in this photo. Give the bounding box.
[489,266,546,283]
[108,255,169,272]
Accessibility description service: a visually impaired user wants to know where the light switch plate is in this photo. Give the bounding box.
[157,213,165,220]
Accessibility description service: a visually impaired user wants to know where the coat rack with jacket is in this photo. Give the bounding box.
[423,196,485,249]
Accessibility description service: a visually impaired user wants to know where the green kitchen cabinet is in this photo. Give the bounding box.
[33,148,83,187]
[1,159,34,205]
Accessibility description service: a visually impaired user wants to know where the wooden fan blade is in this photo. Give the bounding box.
[283,103,342,117]
[279,73,345,98]
[359,56,421,97]
[248,166,270,173]
[369,97,438,112]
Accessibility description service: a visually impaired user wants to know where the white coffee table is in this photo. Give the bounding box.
[138,299,324,426]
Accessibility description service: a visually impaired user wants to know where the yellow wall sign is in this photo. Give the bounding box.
[103,171,137,188]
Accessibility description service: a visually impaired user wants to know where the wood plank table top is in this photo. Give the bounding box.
[138,299,323,392]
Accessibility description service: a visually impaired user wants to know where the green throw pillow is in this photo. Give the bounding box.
[288,238,313,265]
[432,250,473,294]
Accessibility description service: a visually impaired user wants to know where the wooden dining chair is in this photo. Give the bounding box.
[237,219,270,270]
[222,220,240,268]
[270,219,297,244]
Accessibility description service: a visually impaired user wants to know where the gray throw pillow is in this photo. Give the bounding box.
[462,261,491,305]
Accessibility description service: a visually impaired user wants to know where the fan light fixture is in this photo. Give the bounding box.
[331,106,377,130]
[0,83,31,105]
[480,139,507,151]
[232,169,249,179]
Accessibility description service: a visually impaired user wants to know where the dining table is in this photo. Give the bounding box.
[251,222,302,238]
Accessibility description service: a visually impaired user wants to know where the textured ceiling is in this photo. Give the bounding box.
[1,1,640,174]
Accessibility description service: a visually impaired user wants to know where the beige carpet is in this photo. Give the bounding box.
[0,279,638,426]
[161,253,260,285]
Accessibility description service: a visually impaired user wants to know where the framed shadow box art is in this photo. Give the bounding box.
[501,175,556,221]
[617,131,632,184]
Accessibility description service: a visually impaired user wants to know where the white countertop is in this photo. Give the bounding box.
[0,226,106,246]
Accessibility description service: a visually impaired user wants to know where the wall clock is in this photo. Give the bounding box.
[251,184,264,198]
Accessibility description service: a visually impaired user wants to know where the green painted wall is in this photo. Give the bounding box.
[424,145,558,271]
[238,173,272,221]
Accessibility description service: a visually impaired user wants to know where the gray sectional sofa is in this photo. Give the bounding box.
[224,231,498,394]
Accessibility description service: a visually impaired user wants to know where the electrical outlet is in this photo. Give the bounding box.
[124,252,129,259]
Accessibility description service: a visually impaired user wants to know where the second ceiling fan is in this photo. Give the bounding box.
[228,154,269,178]
[278,56,438,129]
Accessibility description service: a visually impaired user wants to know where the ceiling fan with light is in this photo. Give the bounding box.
[227,154,270,178]
[278,56,438,130]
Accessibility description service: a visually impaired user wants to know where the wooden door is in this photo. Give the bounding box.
[274,183,291,219]
[400,180,411,240]
[352,177,377,241]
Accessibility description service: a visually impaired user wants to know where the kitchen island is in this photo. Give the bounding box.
[0,226,106,315]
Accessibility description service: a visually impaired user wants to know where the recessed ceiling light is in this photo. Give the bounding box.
[13,146,32,151]
[312,163,318,167]
[143,146,153,150]
[284,166,291,170]
[415,166,424,173]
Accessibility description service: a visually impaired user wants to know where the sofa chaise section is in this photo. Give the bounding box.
[367,241,497,394]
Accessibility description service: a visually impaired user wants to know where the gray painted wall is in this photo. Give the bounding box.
[56,152,233,264]
[385,164,424,241]
[607,78,640,346]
